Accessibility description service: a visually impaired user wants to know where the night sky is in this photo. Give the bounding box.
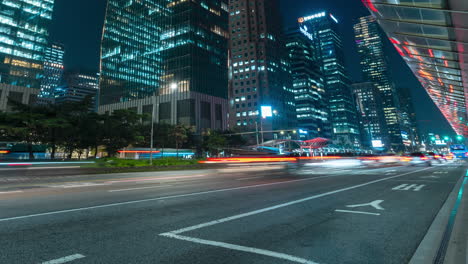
[48,0,454,136]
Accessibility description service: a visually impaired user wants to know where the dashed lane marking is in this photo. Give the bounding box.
[108,185,171,192]
[41,254,85,264]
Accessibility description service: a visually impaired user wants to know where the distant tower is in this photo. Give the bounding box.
[40,43,65,98]
[228,0,296,142]
[354,15,403,151]
[299,12,361,147]
[352,82,386,148]
[285,27,330,139]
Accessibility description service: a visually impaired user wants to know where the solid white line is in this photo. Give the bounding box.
[334,209,380,216]
[0,190,23,194]
[41,254,85,264]
[164,167,434,235]
[160,233,318,264]
[237,176,264,181]
[108,185,171,192]
[0,175,334,222]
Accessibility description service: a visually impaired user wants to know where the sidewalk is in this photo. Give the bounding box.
[444,174,468,264]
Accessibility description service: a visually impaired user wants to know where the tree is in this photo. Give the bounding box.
[203,131,227,157]
[171,124,190,158]
[2,100,49,159]
[100,109,143,157]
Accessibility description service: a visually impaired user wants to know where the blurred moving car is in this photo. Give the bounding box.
[401,152,432,166]
[426,152,444,163]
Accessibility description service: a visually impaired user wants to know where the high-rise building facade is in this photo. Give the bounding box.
[285,27,330,139]
[299,12,360,147]
[352,82,386,148]
[0,0,55,89]
[397,87,420,150]
[55,71,99,111]
[99,0,229,132]
[40,43,64,98]
[354,15,403,150]
[228,0,296,141]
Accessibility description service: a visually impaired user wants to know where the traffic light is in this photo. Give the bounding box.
[457,135,463,140]
[444,136,449,141]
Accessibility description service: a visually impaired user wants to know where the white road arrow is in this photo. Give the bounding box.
[346,200,385,210]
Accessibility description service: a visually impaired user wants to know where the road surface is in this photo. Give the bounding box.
[0,162,465,264]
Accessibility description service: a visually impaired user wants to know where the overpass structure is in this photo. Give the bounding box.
[361,0,468,135]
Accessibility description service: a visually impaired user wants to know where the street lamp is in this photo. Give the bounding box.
[170,83,178,90]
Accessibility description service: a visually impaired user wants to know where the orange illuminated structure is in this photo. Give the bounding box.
[362,0,468,136]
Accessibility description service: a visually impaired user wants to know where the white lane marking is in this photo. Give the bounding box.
[160,233,318,264]
[108,185,171,192]
[346,200,385,210]
[163,167,433,235]
[334,209,380,216]
[392,183,425,191]
[41,254,85,264]
[46,183,110,189]
[0,190,23,194]
[433,171,448,174]
[421,176,440,179]
[237,176,264,181]
[106,174,209,183]
[385,170,397,172]
[0,175,336,222]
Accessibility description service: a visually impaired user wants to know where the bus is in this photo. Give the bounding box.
[450,144,468,159]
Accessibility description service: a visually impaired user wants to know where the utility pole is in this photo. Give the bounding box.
[150,95,155,166]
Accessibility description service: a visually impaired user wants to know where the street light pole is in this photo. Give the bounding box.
[150,95,156,166]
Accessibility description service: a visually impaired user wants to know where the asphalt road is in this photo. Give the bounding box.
[0,161,465,264]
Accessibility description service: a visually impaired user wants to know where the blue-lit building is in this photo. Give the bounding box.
[354,15,404,151]
[298,12,361,147]
[99,0,229,132]
[54,71,99,111]
[99,0,170,105]
[40,42,64,98]
[0,0,55,89]
[285,27,331,139]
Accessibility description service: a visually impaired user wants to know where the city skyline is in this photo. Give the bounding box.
[48,0,453,136]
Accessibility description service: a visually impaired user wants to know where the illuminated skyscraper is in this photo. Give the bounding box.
[99,0,229,131]
[354,15,403,150]
[228,0,296,141]
[0,0,55,89]
[285,27,330,139]
[40,43,64,98]
[299,11,361,147]
[99,0,170,105]
[352,82,386,148]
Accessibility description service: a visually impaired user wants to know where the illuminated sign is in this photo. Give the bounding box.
[372,140,384,148]
[298,12,325,23]
[261,106,273,118]
[299,26,314,41]
[329,14,339,23]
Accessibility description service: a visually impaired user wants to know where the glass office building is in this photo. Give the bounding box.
[362,0,468,136]
[99,0,171,105]
[40,42,64,98]
[285,27,330,139]
[299,12,361,147]
[354,15,404,150]
[99,0,229,131]
[352,82,386,148]
[0,0,55,89]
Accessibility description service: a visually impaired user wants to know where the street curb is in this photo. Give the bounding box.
[443,172,468,264]
[409,166,465,264]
